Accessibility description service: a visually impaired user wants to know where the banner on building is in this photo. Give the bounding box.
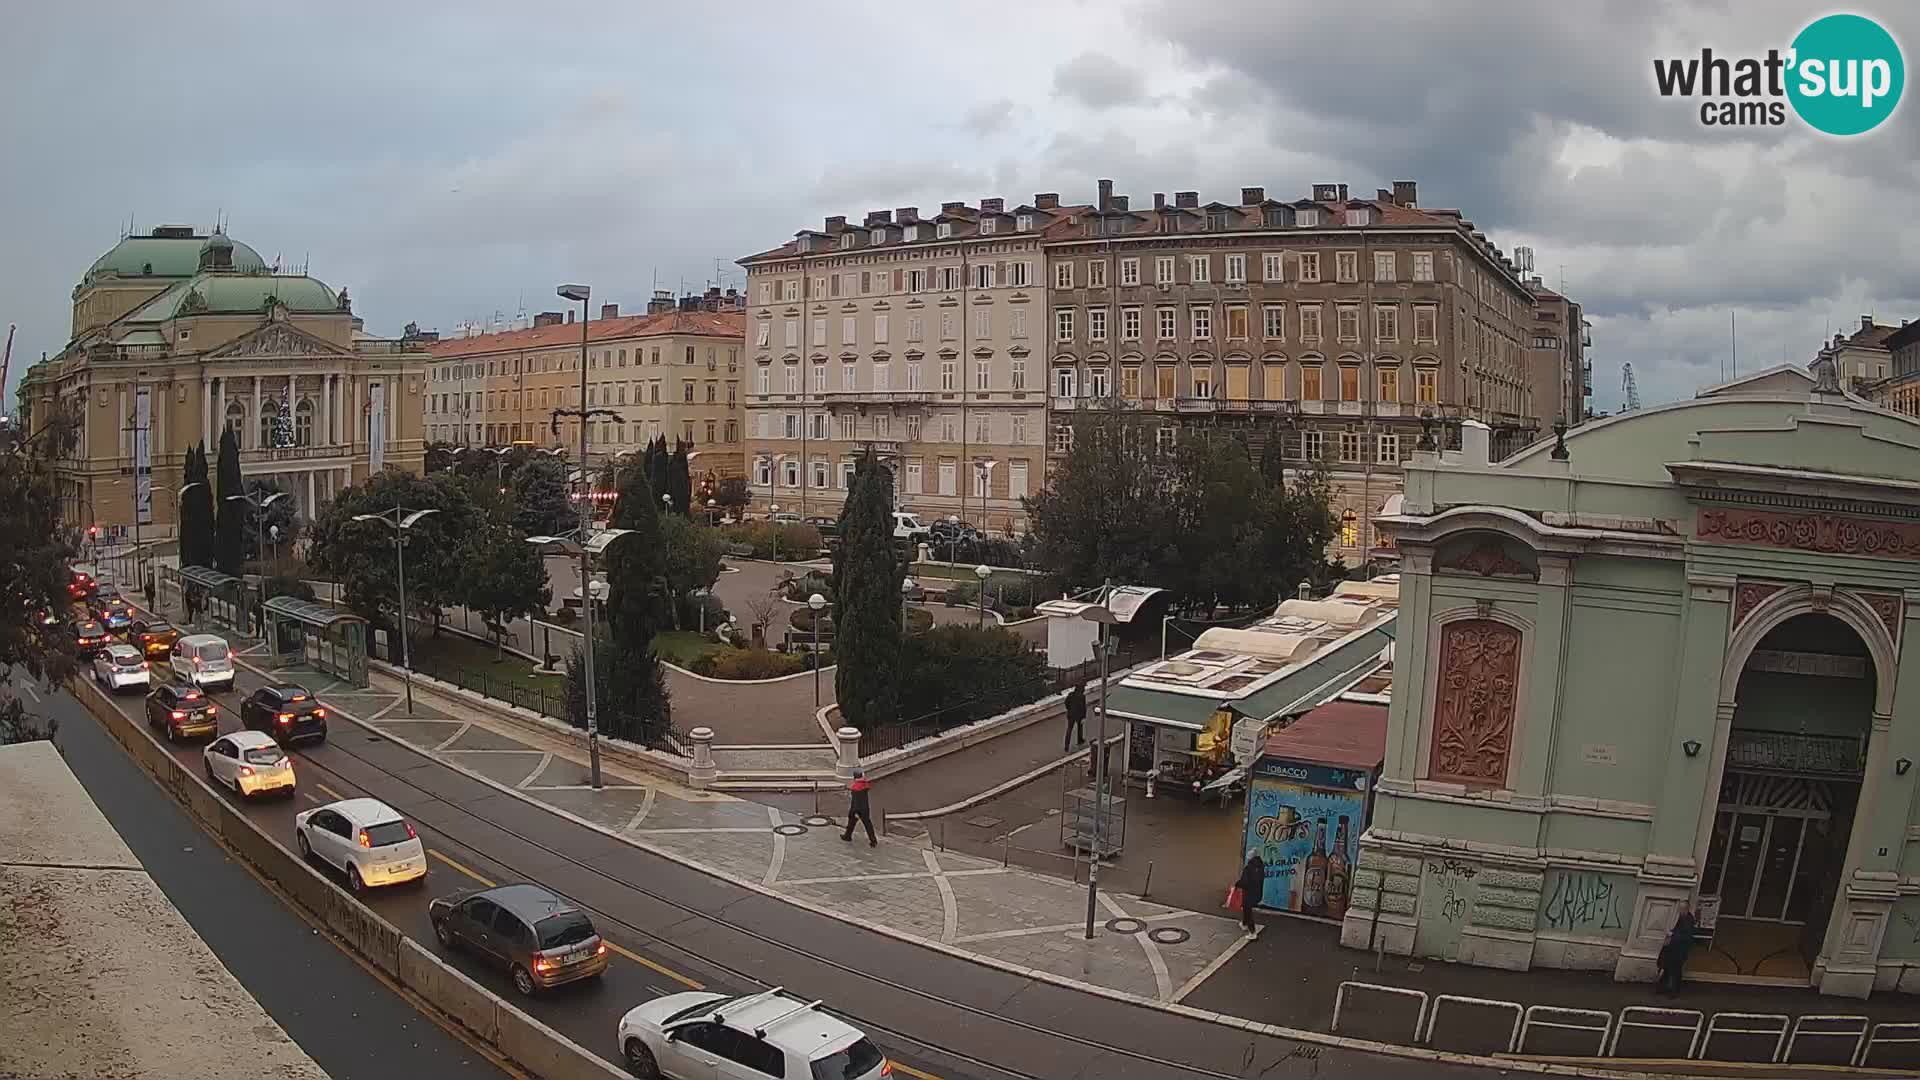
[368,380,386,473]
[133,387,152,526]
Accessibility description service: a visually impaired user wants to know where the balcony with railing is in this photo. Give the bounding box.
[817,391,932,408]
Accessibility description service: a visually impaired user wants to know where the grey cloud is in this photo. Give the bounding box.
[960,99,1019,136]
[1053,51,1147,109]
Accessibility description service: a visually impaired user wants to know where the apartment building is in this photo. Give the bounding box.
[1044,180,1555,563]
[1858,316,1918,417]
[425,291,745,476]
[1526,282,1589,426]
[738,199,1062,532]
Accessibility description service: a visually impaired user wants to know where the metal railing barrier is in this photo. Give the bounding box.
[1422,993,1524,1054]
[1699,1012,1789,1064]
[1606,1006,1705,1060]
[1861,1021,1920,1069]
[1331,981,1428,1042]
[1518,1004,1612,1057]
[1782,1014,1868,1067]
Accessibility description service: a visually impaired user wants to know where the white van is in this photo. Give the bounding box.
[892,512,930,544]
[170,633,235,691]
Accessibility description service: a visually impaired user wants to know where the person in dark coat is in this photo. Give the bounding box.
[1656,906,1697,994]
[840,768,876,846]
[1063,682,1087,752]
[1237,849,1267,936]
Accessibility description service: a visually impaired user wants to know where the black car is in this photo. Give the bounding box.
[241,684,328,744]
[429,883,608,996]
[145,682,219,742]
[71,619,112,659]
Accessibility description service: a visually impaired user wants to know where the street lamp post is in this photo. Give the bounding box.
[946,515,960,563]
[901,577,914,631]
[1079,588,1118,941]
[808,592,827,707]
[974,563,991,627]
[225,489,288,633]
[351,507,440,716]
[770,503,781,563]
[705,498,717,526]
[556,282,615,791]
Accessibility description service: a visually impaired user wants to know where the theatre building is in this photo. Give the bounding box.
[1343,360,1920,997]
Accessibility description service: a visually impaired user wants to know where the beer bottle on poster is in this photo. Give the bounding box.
[1303,820,1329,916]
[1327,815,1352,922]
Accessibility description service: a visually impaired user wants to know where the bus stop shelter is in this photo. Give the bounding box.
[262,596,370,689]
[167,566,247,637]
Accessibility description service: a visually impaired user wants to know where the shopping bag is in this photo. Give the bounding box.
[1225,885,1245,911]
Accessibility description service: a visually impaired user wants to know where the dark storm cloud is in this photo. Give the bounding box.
[1053,52,1150,109]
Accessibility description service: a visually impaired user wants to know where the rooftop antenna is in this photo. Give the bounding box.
[1730,310,1738,379]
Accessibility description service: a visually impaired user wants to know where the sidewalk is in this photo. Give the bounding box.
[872,699,1094,817]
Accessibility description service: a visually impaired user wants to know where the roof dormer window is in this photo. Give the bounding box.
[1207,211,1229,231]
[903,224,920,242]
[936,222,953,239]
[796,235,812,253]
[980,217,997,235]
[1345,208,1372,227]
[1263,208,1287,228]
[1016,213,1033,232]
[839,232,856,249]
[1297,209,1321,227]
[871,228,887,246]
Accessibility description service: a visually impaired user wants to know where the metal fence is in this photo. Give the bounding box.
[857,658,1108,756]
[404,647,569,720]
[1330,980,1918,1069]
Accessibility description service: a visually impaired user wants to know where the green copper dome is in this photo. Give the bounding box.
[83,229,267,284]
[129,273,339,321]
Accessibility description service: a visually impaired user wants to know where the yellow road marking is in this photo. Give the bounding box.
[888,1062,944,1080]
[429,848,496,887]
[605,940,705,990]
[314,781,348,802]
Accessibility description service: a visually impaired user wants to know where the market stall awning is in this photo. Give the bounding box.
[1107,621,1393,731]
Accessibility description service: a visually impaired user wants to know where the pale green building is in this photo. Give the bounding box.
[1344,360,1920,998]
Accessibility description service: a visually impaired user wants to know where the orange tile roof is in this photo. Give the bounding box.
[1261,700,1387,771]
[427,311,743,358]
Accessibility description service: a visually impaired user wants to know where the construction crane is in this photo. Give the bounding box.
[1621,361,1642,412]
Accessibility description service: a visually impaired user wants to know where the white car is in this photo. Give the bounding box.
[295,797,427,891]
[203,731,296,799]
[170,633,235,691]
[618,988,891,1080]
[92,643,151,692]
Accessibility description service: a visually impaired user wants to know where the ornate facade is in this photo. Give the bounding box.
[1348,361,1920,998]
[17,226,427,541]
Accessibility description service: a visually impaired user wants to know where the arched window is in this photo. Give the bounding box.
[224,399,246,442]
[294,398,315,447]
[259,399,283,449]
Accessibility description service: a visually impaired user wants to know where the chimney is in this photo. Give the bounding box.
[873,209,893,225]
[1460,419,1491,466]
[940,201,964,214]
[600,303,619,320]
[1337,183,1349,201]
[1241,187,1265,205]
[1175,191,1198,209]
[825,214,846,231]
[1393,180,1418,206]
[1313,183,1339,201]
[566,310,575,324]
[896,206,918,224]
[1111,194,1129,212]
[533,311,564,328]
[648,289,674,315]
[1097,179,1113,212]
[1377,188,1393,203]
[980,197,1004,213]
[1148,193,1163,211]
[1861,314,1875,331]
[1034,193,1060,210]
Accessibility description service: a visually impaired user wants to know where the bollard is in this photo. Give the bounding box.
[833,725,861,781]
[1143,860,1154,899]
[1003,835,1010,867]
[688,727,717,789]
[811,780,819,816]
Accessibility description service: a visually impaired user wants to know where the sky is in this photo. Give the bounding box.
[3,0,1917,412]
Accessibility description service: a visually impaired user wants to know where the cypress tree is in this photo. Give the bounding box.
[604,458,666,648]
[668,438,692,515]
[831,448,902,729]
[214,428,245,575]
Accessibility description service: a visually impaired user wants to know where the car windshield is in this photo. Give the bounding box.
[143,623,173,636]
[110,649,141,664]
[535,911,595,949]
[243,747,286,766]
[192,642,229,661]
[811,1038,885,1080]
[363,821,414,847]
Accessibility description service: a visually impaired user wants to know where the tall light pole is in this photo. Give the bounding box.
[555,283,620,789]
[769,502,781,563]
[808,592,827,706]
[901,577,914,631]
[974,563,991,627]
[352,507,439,716]
[225,489,288,629]
[1079,589,1118,940]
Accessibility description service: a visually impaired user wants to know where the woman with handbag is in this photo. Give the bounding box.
[1233,849,1267,937]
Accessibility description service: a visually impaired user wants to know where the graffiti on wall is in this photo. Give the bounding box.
[1537,869,1635,938]
[1428,858,1478,925]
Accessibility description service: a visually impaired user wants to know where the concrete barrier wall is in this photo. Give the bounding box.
[69,676,625,1080]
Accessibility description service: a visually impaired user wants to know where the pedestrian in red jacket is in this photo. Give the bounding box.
[841,768,876,846]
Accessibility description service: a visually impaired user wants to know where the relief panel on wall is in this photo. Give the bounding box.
[1428,618,1522,787]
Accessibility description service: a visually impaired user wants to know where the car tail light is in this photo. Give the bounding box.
[880,1062,893,1077]
[595,941,607,956]
[170,710,185,720]
[239,766,254,777]
[405,822,417,840]
[357,830,371,848]
[140,661,149,670]
[278,713,293,724]
[314,708,326,719]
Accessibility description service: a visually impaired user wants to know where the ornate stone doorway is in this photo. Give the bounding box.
[1698,613,1874,984]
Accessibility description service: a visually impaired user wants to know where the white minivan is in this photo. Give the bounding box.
[170,633,235,691]
[892,512,930,544]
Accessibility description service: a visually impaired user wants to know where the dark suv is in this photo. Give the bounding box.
[241,684,328,744]
[72,619,112,659]
[145,682,219,742]
[429,882,609,996]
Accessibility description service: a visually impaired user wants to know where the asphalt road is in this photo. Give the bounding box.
[40,673,512,1080]
[58,599,1497,1080]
